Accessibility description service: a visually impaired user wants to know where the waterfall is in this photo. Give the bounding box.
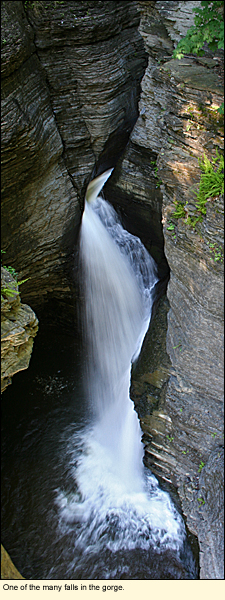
[55,171,195,579]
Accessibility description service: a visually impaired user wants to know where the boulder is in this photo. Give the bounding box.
[1,267,38,393]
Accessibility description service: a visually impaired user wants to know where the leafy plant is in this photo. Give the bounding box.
[1,252,30,300]
[198,461,205,473]
[197,497,205,505]
[3,264,18,278]
[173,2,224,113]
[1,282,18,299]
[166,435,174,442]
[167,222,175,231]
[155,179,163,189]
[206,242,223,262]
[173,1,224,59]
[176,150,224,230]
[195,150,224,214]
[1,278,30,300]
[172,201,186,219]
[172,343,182,352]
[24,0,36,8]
[217,102,224,115]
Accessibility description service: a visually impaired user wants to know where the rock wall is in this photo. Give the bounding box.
[1,0,224,580]
[1,267,38,393]
[106,0,224,579]
[1,0,146,317]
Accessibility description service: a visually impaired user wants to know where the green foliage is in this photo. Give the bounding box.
[172,201,186,219]
[150,160,163,188]
[167,222,175,231]
[198,461,205,473]
[24,0,36,8]
[206,242,223,262]
[1,281,19,299]
[173,1,224,59]
[169,151,224,232]
[197,497,205,505]
[173,1,224,113]
[1,279,30,301]
[3,264,18,279]
[172,343,182,351]
[195,149,224,214]
[166,435,174,442]
[1,278,30,300]
[1,252,30,300]
[217,102,224,115]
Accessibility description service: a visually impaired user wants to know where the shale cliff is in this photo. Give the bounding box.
[1,0,224,581]
[1,0,146,318]
[106,0,224,580]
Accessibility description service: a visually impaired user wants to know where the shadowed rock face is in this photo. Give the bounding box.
[1,1,147,318]
[109,0,224,580]
[1,0,224,580]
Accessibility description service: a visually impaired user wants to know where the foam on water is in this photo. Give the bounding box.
[55,173,189,578]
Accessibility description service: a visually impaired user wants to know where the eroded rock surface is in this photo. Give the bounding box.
[1,1,146,316]
[1,0,224,580]
[1,268,38,393]
[113,0,224,579]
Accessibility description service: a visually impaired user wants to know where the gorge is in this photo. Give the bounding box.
[1,0,224,580]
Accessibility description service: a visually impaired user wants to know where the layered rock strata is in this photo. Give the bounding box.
[1,0,224,580]
[1,1,146,316]
[1,267,38,393]
[108,0,224,580]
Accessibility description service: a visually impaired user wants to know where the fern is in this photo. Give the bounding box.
[195,150,224,213]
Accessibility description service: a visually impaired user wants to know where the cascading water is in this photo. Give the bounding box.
[55,171,197,579]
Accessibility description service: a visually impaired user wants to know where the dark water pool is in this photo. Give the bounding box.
[1,323,198,580]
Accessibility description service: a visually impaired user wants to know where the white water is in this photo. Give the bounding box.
[56,172,187,577]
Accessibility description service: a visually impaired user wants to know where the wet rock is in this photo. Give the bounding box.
[1,268,38,393]
[1,1,146,316]
[1,8,80,315]
[196,447,224,579]
[123,0,224,579]
[180,447,224,579]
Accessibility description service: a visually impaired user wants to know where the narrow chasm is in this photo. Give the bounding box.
[1,170,199,580]
[3,0,223,582]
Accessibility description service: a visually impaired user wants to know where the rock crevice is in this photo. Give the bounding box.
[1,1,147,317]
